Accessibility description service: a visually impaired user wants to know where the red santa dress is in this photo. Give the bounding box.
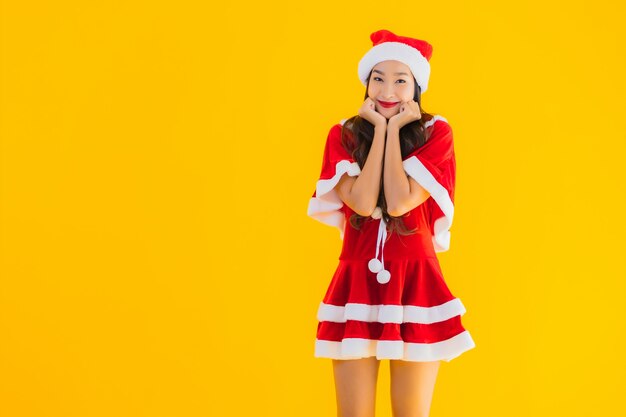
[307,115,476,362]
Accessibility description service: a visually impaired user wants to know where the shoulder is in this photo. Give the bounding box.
[405,114,454,160]
[322,120,354,158]
[424,114,453,146]
[425,114,452,134]
[335,118,353,137]
[326,119,348,137]
[320,122,343,149]
[323,123,343,149]
[326,118,354,144]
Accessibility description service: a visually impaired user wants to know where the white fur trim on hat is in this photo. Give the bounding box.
[358,41,431,93]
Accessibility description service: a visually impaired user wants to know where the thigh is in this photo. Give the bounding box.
[332,357,381,417]
[389,359,441,417]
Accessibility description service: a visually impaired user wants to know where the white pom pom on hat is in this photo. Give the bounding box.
[357,29,434,94]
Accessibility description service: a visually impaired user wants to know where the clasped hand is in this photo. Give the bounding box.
[388,100,422,130]
[358,98,422,131]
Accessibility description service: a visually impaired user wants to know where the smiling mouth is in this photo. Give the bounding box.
[378,101,399,108]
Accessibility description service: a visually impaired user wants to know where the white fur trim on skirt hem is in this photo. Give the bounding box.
[314,330,475,362]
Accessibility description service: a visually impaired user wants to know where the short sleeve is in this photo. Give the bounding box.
[307,120,361,239]
[402,115,456,252]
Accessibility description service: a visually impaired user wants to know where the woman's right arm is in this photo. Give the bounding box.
[335,123,386,217]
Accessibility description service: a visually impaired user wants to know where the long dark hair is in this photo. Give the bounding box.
[340,70,435,236]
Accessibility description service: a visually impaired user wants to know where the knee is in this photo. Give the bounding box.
[339,410,375,417]
[337,397,376,417]
[336,395,376,417]
[392,409,431,417]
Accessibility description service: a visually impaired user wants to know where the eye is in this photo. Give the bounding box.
[373,77,406,84]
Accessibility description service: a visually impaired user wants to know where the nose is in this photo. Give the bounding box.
[383,84,395,100]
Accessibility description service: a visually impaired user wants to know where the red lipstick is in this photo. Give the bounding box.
[378,100,399,108]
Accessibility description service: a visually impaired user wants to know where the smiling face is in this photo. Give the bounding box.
[366,60,416,119]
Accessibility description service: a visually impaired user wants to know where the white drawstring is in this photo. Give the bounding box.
[368,211,391,284]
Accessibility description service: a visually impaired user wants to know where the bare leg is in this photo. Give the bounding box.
[332,357,381,417]
[389,359,440,417]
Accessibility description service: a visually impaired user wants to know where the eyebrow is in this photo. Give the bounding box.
[372,69,410,76]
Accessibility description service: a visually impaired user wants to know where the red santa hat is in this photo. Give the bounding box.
[358,29,433,93]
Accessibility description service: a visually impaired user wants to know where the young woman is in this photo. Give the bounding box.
[307,29,476,417]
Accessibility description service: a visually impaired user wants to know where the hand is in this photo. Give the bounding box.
[388,100,421,130]
[358,97,387,129]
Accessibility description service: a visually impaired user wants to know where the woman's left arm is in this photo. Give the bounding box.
[383,122,431,217]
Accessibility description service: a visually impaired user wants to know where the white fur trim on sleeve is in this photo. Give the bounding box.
[307,160,361,239]
[402,156,454,252]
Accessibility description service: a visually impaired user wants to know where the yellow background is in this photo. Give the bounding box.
[1,1,625,416]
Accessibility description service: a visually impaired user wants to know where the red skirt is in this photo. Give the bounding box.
[314,204,476,362]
